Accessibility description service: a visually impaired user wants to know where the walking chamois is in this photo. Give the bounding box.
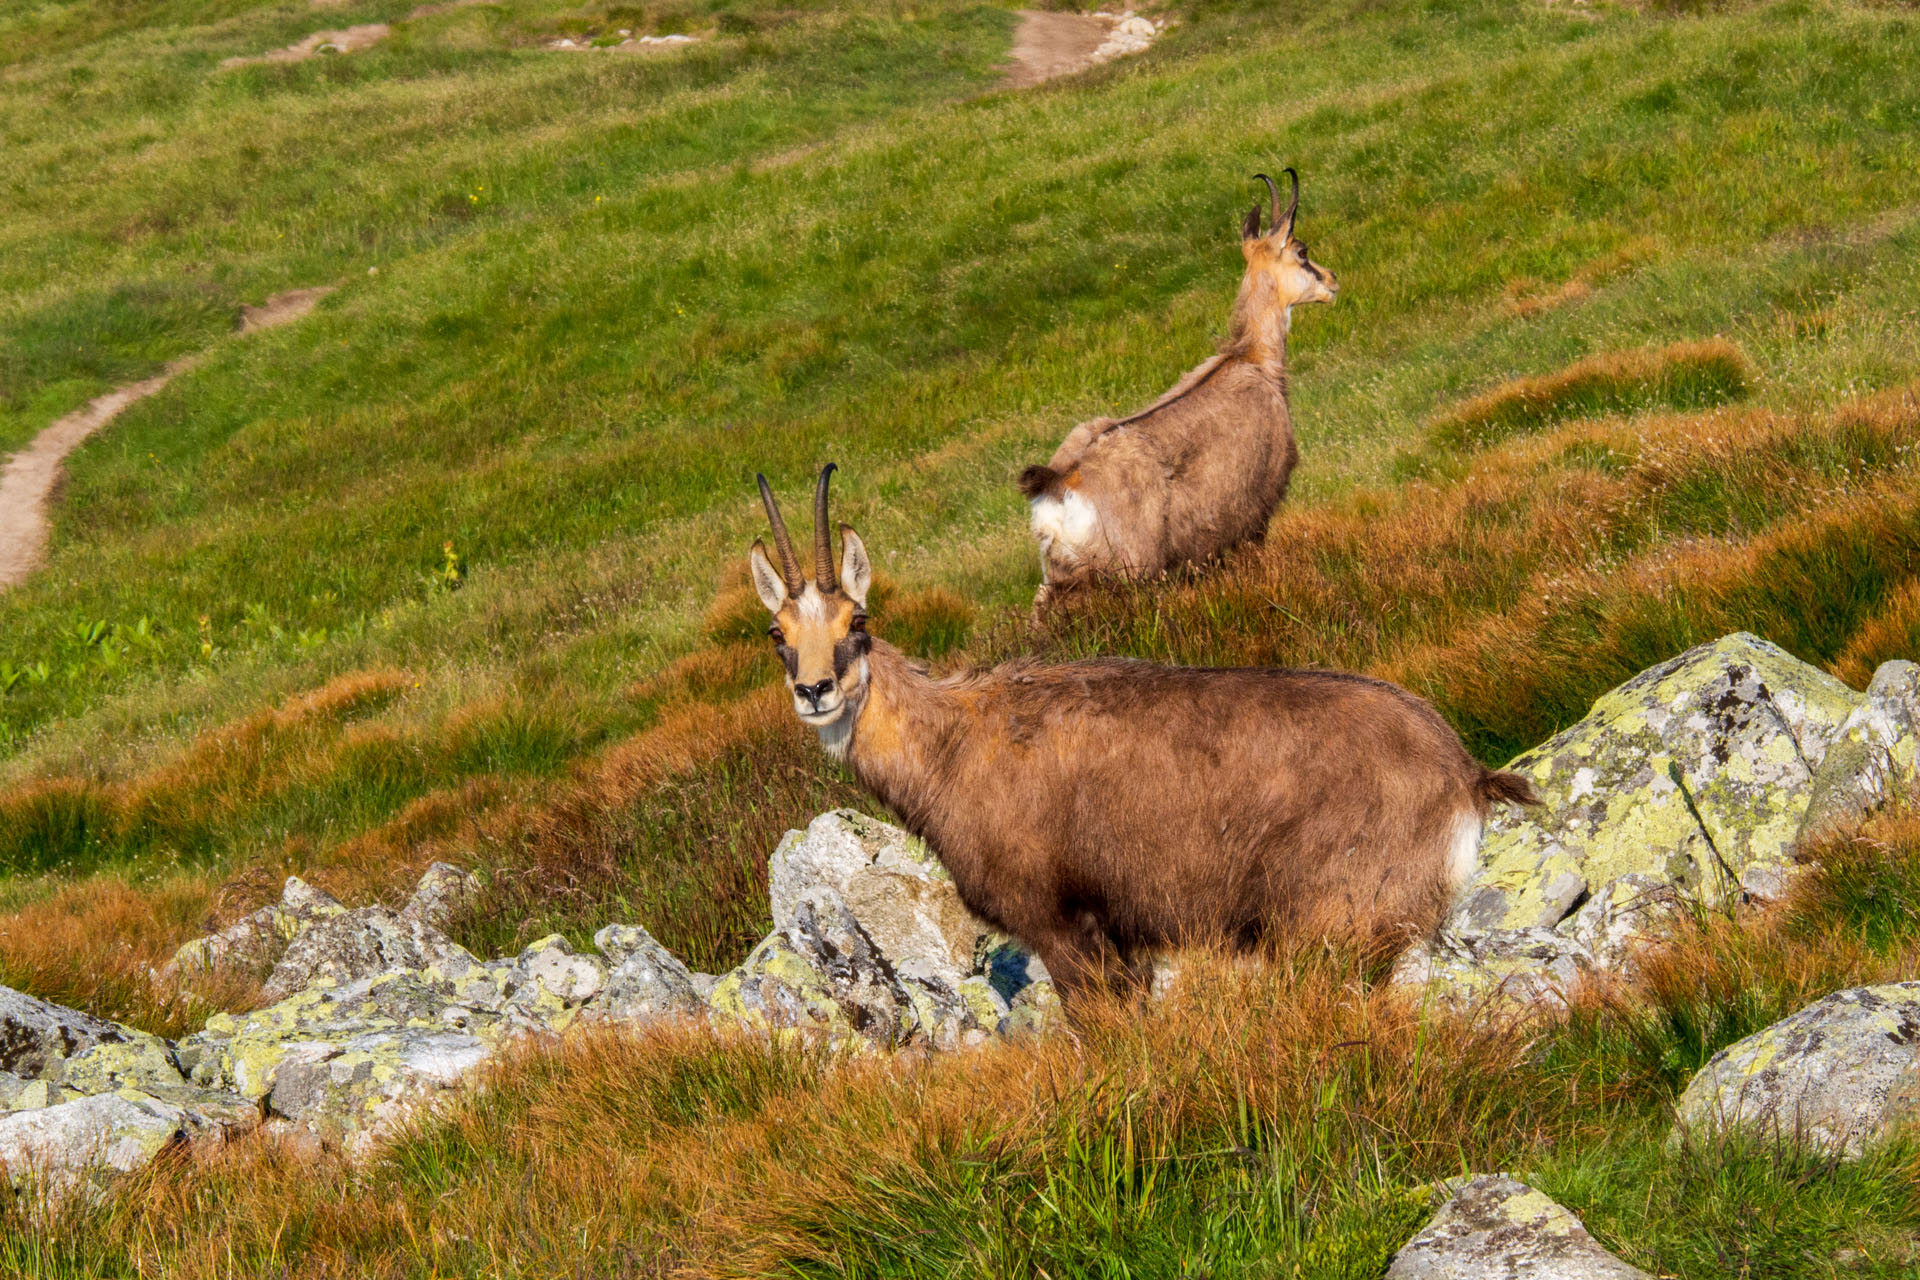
[1020,169,1337,605]
[747,467,1539,1000]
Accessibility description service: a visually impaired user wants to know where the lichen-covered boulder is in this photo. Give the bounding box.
[1399,634,1864,1013]
[164,876,346,979]
[1467,634,1858,928]
[1671,983,1920,1158]
[0,984,157,1080]
[1386,1175,1650,1278]
[0,1092,185,1195]
[401,861,479,932]
[769,809,989,986]
[715,814,1060,1048]
[1798,661,1920,845]
[587,924,703,1022]
[261,906,481,1002]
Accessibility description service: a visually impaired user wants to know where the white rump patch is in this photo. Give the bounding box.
[1446,810,1483,895]
[1029,488,1101,565]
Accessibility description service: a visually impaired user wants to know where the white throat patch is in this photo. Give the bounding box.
[813,655,869,762]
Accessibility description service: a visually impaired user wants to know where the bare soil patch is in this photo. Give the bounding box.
[220,24,389,68]
[1003,9,1162,89]
[0,288,334,590]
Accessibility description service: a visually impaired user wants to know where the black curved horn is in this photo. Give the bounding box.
[1253,173,1278,237]
[1280,167,1300,237]
[756,473,803,592]
[813,463,838,590]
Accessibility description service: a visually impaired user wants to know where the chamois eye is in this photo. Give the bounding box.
[850,614,868,633]
[1296,242,1309,258]
[767,626,785,645]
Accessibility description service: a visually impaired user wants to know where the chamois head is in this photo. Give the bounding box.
[1239,168,1337,309]
[748,465,873,729]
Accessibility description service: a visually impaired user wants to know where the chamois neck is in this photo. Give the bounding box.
[833,640,962,828]
[1225,273,1291,375]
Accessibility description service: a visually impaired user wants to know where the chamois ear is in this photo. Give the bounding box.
[838,524,871,607]
[1241,201,1262,242]
[748,540,789,614]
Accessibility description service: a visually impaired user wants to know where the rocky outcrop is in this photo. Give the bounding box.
[0,984,257,1199]
[261,905,480,1002]
[1387,1175,1650,1278]
[1671,982,1920,1158]
[163,875,346,980]
[1396,634,1890,1014]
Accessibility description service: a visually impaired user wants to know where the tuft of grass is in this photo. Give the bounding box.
[1422,338,1757,457]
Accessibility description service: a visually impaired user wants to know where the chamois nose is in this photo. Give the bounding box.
[796,679,835,708]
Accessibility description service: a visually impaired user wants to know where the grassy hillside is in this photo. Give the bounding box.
[3,0,1920,1269]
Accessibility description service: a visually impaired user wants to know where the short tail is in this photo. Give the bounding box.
[1476,768,1542,808]
[1018,464,1061,500]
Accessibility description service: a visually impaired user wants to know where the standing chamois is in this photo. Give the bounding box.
[1021,169,1337,605]
[747,467,1539,1000]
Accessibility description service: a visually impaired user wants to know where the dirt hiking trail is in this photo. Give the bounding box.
[0,287,334,590]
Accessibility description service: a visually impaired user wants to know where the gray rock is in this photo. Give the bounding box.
[164,875,346,979]
[708,898,922,1047]
[713,814,1059,1048]
[261,905,482,1002]
[1671,982,1920,1158]
[1387,1175,1650,1278]
[587,923,703,1022]
[1393,928,1595,1016]
[501,935,606,1014]
[769,809,988,986]
[401,861,479,932]
[1798,660,1920,845]
[0,984,149,1080]
[1400,634,1864,1013]
[0,1092,184,1194]
[180,968,512,1155]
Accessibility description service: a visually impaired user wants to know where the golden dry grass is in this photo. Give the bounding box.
[24,808,1920,1277]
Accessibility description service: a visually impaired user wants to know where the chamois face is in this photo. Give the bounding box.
[1240,168,1338,310]
[1244,233,1338,308]
[747,468,873,730]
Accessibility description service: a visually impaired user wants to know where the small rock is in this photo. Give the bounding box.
[770,809,988,986]
[401,861,479,932]
[1798,660,1920,845]
[261,905,482,1002]
[0,984,147,1080]
[587,924,703,1022]
[1671,982,1920,1159]
[164,875,346,980]
[1393,928,1594,1016]
[1386,1174,1650,1278]
[509,935,606,1009]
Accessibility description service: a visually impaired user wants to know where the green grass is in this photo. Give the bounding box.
[6,0,1920,1270]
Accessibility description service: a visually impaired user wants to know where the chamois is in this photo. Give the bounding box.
[1020,169,1337,605]
[747,467,1539,1000]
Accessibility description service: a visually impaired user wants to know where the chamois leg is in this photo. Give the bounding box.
[1023,910,1129,1007]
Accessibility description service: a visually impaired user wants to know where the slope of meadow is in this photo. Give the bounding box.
[3,0,1920,1270]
